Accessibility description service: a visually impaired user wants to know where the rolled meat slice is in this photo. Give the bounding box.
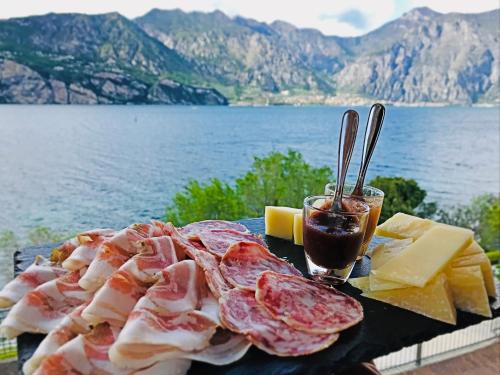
[33,323,128,375]
[220,241,301,291]
[198,229,267,257]
[61,229,114,270]
[220,289,339,357]
[79,223,164,291]
[109,309,218,370]
[0,255,67,308]
[0,269,93,338]
[256,271,364,334]
[23,303,91,375]
[82,236,179,326]
[179,220,248,240]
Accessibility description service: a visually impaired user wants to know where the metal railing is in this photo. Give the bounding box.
[375,318,500,374]
[0,310,16,362]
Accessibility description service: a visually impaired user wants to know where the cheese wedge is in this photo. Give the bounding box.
[265,206,302,240]
[375,212,436,240]
[446,266,492,318]
[373,226,473,287]
[451,252,496,297]
[362,274,457,325]
[459,241,484,257]
[293,213,303,246]
[349,277,370,292]
[370,239,413,269]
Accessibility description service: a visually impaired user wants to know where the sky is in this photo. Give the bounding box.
[1,0,498,36]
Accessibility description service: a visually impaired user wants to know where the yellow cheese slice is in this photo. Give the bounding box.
[293,213,303,246]
[451,252,496,297]
[375,212,436,240]
[264,206,302,240]
[373,226,473,287]
[349,277,370,292]
[458,241,484,257]
[446,266,492,318]
[370,238,413,269]
[362,274,457,325]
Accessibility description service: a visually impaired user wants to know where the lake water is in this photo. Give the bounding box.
[1,105,499,236]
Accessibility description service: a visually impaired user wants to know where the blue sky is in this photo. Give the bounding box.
[2,0,499,36]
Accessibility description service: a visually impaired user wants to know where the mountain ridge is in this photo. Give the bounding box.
[0,7,498,105]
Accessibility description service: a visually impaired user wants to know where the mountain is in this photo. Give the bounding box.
[136,7,499,104]
[0,13,227,104]
[0,8,498,105]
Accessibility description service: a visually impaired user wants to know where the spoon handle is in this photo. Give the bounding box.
[352,103,385,196]
[333,110,359,211]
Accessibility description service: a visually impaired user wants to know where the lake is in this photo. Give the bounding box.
[1,105,499,236]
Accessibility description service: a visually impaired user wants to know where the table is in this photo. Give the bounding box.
[14,218,500,374]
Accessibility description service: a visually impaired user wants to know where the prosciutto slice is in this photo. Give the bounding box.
[0,256,67,308]
[33,323,128,375]
[220,241,301,291]
[179,220,248,240]
[61,229,114,270]
[220,289,339,357]
[82,236,179,326]
[0,269,93,338]
[109,309,218,370]
[109,260,216,370]
[79,223,164,291]
[23,303,91,375]
[256,271,364,334]
[199,229,267,257]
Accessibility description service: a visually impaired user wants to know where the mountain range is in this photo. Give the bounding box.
[0,7,498,105]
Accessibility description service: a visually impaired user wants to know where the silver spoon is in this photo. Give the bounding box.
[352,103,385,197]
[332,110,359,212]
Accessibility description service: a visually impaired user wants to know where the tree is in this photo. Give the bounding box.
[165,178,247,226]
[236,150,332,216]
[368,176,431,222]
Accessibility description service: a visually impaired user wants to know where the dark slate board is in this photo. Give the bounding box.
[14,218,500,375]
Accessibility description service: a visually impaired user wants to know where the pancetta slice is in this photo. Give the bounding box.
[79,223,164,291]
[33,323,128,375]
[220,289,339,357]
[220,241,301,291]
[0,269,93,338]
[109,310,218,370]
[61,229,114,270]
[179,220,248,240]
[82,236,178,326]
[256,271,364,334]
[199,229,267,257]
[23,303,91,375]
[0,256,67,308]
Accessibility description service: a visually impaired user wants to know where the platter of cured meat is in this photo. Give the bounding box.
[2,219,498,375]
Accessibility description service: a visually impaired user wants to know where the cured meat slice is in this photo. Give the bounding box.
[23,303,91,375]
[48,238,79,265]
[0,256,67,308]
[33,323,128,375]
[165,223,203,260]
[194,250,232,299]
[109,310,218,370]
[220,289,339,357]
[220,241,301,291]
[62,229,113,271]
[180,220,248,240]
[82,236,178,326]
[134,260,203,315]
[256,271,364,334]
[156,328,251,366]
[199,229,267,257]
[0,269,93,338]
[79,223,164,291]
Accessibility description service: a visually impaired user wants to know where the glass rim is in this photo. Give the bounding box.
[303,195,370,215]
[324,182,384,198]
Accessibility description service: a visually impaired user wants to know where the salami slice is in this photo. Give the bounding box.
[180,220,248,240]
[220,289,339,357]
[194,250,232,299]
[199,229,267,257]
[256,271,363,334]
[220,241,301,291]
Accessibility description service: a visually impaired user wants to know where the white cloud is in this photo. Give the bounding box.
[1,0,498,36]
